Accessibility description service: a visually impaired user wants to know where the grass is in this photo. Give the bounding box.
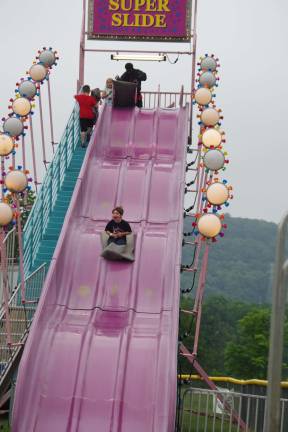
[0,420,10,432]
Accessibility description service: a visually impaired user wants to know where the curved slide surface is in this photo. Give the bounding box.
[12,104,188,431]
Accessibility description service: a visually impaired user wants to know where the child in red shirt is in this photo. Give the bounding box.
[74,85,97,147]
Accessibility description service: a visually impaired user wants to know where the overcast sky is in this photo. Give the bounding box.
[0,0,287,223]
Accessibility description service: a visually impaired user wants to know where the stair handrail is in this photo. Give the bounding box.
[0,263,46,390]
[0,228,17,299]
[23,105,80,275]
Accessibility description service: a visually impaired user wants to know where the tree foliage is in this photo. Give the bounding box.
[181,214,277,304]
[224,308,270,379]
[180,295,288,380]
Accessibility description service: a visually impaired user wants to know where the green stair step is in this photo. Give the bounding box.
[28,142,86,276]
[39,239,57,247]
[37,245,55,254]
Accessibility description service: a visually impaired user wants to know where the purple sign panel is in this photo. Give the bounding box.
[88,0,192,42]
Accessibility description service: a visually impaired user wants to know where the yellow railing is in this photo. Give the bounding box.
[178,374,288,388]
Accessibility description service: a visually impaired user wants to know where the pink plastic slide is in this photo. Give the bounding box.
[12,104,188,431]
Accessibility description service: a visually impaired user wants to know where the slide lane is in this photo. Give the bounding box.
[12,104,188,431]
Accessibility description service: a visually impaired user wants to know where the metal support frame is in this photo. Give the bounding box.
[77,0,198,132]
[28,116,39,192]
[14,195,25,304]
[38,87,48,167]
[180,343,247,430]
[0,229,13,346]
[47,77,56,154]
[265,212,288,432]
[78,0,87,92]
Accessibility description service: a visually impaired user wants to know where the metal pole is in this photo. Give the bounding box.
[179,347,247,431]
[38,87,48,167]
[47,77,56,154]
[84,48,192,55]
[78,0,86,92]
[29,116,39,192]
[192,244,209,355]
[189,0,198,139]
[14,195,26,303]
[1,157,4,198]
[265,212,288,432]
[21,135,26,171]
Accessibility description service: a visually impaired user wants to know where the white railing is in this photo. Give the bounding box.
[142,90,191,109]
[0,228,18,302]
[179,387,288,432]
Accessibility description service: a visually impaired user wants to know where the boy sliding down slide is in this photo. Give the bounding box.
[74,85,97,147]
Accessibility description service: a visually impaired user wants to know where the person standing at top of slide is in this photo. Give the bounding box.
[74,85,97,147]
[102,78,114,106]
[117,63,147,108]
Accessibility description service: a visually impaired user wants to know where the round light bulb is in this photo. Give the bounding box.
[201,56,217,72]
[0,134,14,156]
[5,170,28,193]
[29,64,47,82]
[39,50,56,67]
[12,97,31,117]
[3,117,24,137]
[206,182,229,205]
[194,88,212,105]
[202,128,222,149]
[18,80,37,99]
[199,71,216,88]
[0,203,13,226]
[197,214,222,238]
[203,149,225,171]
[201,108,220,126]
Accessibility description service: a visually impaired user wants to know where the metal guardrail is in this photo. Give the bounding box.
[142,90,191,109]
[0,228,17,301]
[0,263,46,388]
[23,106,81,276]
[179,387,288,432]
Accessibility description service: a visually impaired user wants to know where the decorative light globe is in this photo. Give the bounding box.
[197,214,222,238]
[203,149,225,171]
[18,80,37,99]
[202,128,222,149]
[199,71,216,88]
[39,50,56,67]
[201,108,220,126]
[5,170,28,193]
[206,182,229,205]
[0,203,13,226]
[201,56,217,72]
[12,97,31,117]
[29,64,47,82]
[3,117,24,137]
[0,134,14,156]
[194,88,212,105]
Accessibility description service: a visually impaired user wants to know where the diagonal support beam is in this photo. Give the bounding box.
[180,343,247,431]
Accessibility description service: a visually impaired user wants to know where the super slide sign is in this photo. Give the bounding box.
[88,0,192,41]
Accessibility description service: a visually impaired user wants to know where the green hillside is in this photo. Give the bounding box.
[181,215,277,304]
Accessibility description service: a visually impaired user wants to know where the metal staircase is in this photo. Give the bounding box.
[0,105,85,394]
[29,147,85,275]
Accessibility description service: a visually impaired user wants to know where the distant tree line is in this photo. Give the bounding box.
[179,295,288,380]
[181,214,277,304]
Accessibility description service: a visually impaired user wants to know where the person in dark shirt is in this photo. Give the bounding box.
[117,63,147,108]
[105,206,132,245]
